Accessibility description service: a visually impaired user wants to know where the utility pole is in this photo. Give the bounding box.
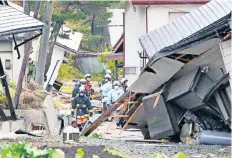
[35,0,53,86]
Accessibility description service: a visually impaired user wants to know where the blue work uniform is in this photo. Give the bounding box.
[72,95,92,118]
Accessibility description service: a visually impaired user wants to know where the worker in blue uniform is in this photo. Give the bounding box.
[71,79,89,116]
[72,87,93,132]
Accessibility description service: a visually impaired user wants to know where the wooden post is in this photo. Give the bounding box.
[82,91,132,136]
[103,101,128,135]
[153,92,161,108]
[0,59,16,120]
[119,103,143,135]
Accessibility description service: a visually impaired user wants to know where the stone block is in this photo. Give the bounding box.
[1,121,10,133]
[11,120,25,132]
[43,95,58,133]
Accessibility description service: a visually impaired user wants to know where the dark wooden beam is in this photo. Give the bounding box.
[0,58,17,120]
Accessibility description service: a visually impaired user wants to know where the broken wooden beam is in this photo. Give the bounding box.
[153,93,161,108]
[175,54,186,60]
[119,103,143,135]
[82,91,134,136]
[125,139,168,143]
[0,59,17,120]
[108,115,129,118]
[102,101,129,136]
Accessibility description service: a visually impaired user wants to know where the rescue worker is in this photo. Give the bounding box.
[71,79,89,116]
[100,69,113,86]
[72,79,88,100]
[107,81,124,124]
[72,87,93,132]
[84,74,94,96]
[100,74,113,112]
[120,78,128,92]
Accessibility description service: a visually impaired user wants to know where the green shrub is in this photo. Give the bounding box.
[57,54,84,81]
[0,143,65,158]
[150,152,186,158]
[89,133,102,139]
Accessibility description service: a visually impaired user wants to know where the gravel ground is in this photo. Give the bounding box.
[58,146,119,158]
[4,135,229,158]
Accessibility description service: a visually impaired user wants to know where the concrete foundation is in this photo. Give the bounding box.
[2,95,60,135]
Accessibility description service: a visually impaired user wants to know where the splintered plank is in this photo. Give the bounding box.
[82,91,135,136]
[125,139,168,143]
[119,103,143,135]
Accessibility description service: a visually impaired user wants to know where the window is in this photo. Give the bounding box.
[169,12,188,22]
[124,67,138,75]
[5,59,11,70]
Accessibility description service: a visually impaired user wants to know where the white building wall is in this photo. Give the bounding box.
[147,4,201,31]
[12,40,25,83]
[44,45,65,89]
[0,40,24,83]
[125,3,146,86]
[108,9,124,47]
[125,3,202,86]
[0,42,13,82]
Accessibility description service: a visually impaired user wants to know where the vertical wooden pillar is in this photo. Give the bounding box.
[0,59,17,120]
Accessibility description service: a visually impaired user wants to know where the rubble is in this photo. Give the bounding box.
[84,0,232,146]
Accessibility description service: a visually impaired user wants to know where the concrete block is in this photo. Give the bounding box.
[11,120,25,132]
[43,95,58,133]
[63,126,79,142]
[1,121,10,133]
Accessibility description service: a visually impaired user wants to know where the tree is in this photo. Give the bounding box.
[44,1,87,77]
[14,0,42,108]
[44,1,115,76]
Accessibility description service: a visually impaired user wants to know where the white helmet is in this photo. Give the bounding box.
[113,81,120,86]
[80,79,86,84]
[105,74,111,80]
[106,69,111,74]
[85,74,91,79]
[121,78,128,83]
[79,86,85,93]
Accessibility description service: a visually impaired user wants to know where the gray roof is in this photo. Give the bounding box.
[139,0,232,59]
[0,5,44,36]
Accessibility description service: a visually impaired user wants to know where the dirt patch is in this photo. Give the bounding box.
[56,145,120,158]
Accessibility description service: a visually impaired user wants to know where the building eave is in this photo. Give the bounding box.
[131,0,208,5]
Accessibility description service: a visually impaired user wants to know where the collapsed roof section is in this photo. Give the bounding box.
[0,5,44,36]
[139,0,232,60]
[129,0,232,93]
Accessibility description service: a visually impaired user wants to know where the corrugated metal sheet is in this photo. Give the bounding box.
[0,5,44,36]
[128,57,184,93]
[139,0,232,59]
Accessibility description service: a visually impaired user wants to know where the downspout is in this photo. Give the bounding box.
[123,12,125,77]
[144,5,150,67]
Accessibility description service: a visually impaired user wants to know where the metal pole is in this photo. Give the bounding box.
[0,59,17,120]
[35,0,53,86]
[123,12,125,77]
[115,60,118,80]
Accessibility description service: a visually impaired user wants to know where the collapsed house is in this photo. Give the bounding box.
[121,0,232,145]
[83,0,231,145]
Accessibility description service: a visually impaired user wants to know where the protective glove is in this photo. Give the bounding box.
[89,112,93,117]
